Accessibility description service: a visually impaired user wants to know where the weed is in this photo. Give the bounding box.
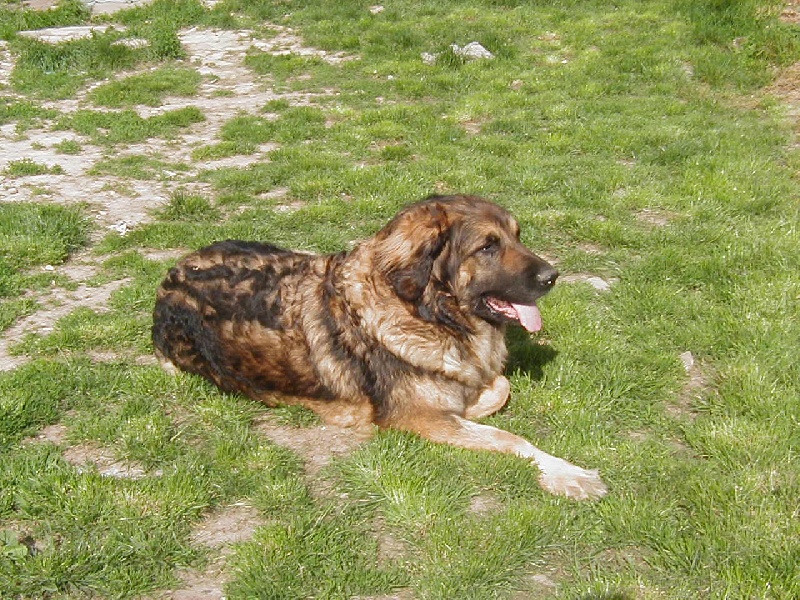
[88,154,190,179]
[0,0,89,40]
[88,65,202,107]
[56,106,205,145]
[0,202,89,269]
[157,189,220,221]
[53,138,81,154]
[3,158,64,177]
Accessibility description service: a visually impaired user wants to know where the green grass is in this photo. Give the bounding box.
[53,138,81,154]
[3,158,64,177]
[1,0,799,598]
[0,202,89,270]
[88,154,191,179]
[88,64,202,107]
[0,0,89,40]
[55,106,205,145]
[9,32,142,99]
[0,98,58,132]
[0,202,90,330]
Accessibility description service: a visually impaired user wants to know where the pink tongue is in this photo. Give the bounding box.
[512,303,542,333]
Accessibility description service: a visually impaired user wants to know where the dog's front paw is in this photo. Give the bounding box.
[536,456,607,500]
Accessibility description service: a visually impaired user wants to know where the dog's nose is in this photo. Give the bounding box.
[537,268,559,288]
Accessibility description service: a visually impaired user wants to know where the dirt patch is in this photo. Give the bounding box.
[780,0,800,25]
[369,514,412,570]
[459,119,484,135]
[576,241,605,255]
[635,208,677,227]
[157,568,226,600]
[354,593,415,600]
[253,416,374,501]
[254,416,373,477]
[766,7,800,146]
[18,25,124,43]
[24,422,69,445]
[62,443,159,479]
[139,248,189,263]
[148,503,265,600]
[560,273,616,292]
[665,351,715,420]
[0,278,130,371]
[468,491,503,515]
[190,503,263,549]
[147,559,228,600]
[511,573,558,599]
[766,60,800,119]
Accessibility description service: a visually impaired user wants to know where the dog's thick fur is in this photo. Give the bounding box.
[152,195,607,499]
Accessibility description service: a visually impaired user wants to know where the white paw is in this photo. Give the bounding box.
[536,456,608,500]
[158,357,179,376]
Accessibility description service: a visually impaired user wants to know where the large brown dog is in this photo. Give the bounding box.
[152,194,607,499]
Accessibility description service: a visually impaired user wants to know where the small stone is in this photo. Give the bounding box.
[530,574,557,589]
[421,52,438,65]
[586,276,611,292]
[452,41,494,60]
[110,221,129,236]
[679,351,694,372]
[113,37,150,50]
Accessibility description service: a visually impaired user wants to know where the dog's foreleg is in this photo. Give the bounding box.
[409,414,607,500]
[464,376,510,419]
[154,348,179,376]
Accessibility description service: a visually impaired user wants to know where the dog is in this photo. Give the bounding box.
[152,194,607,500]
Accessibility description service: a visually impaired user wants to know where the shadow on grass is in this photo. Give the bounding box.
[505,326,559,379]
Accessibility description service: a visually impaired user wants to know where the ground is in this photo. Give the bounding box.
[1,1,366,597]
[2,1,798,598]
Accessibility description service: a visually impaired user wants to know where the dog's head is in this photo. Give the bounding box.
[374,194,558,334]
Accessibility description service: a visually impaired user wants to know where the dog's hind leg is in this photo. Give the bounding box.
[406,413,607,500]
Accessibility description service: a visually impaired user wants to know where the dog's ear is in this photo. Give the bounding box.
[375,201,450,302]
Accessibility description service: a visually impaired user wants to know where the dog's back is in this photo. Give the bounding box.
[152,240,330,399]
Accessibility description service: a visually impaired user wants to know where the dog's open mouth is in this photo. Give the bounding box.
[484,296,542,332]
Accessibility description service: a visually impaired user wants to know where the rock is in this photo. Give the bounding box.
[109,221,129,236]
[18,25,124,44]
[679,351,694,372]
[451,41,494,60]
[585,276,611,291]
[421,52,438,66]
[422,41,495,65]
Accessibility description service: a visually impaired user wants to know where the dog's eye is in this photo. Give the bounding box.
[477,236,500,254]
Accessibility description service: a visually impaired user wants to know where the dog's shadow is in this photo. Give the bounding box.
[504,327,559,380]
